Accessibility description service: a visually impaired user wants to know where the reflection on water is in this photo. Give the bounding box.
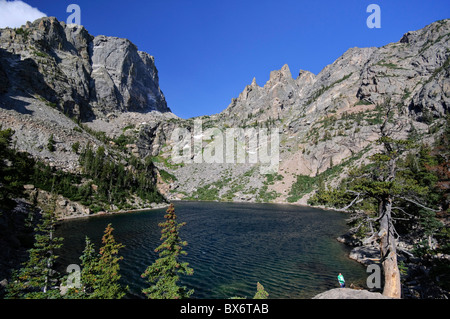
[55,201,367,299]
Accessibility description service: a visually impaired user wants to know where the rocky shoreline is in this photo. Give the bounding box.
[335,231,449,299]
[55,202,170,221]
[0,196,169,297]
[21,184,169,221]
[312,288,392,299]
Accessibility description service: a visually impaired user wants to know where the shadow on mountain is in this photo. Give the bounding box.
[0,48,59,116]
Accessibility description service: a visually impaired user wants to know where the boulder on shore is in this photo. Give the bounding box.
[313,288,392,299]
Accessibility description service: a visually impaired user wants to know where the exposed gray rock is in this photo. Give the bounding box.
[0,16,174,172]
[90,35,168,114]
[313,288,392,299]
[0,16,170,121]
[348,246,381,266]
[135,19,449,202]
[1,17,449,205]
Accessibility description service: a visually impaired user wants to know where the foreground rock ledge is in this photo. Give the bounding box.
[313,288,392,299]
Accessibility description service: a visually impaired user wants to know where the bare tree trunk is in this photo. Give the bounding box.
[43,228,53,294]
[379,198,401,298]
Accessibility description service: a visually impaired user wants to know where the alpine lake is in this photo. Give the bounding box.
[55,201,368,299]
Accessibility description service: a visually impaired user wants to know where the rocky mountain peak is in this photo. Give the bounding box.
[0,16,174,174]
[267,63,293,85]
[148,19,449,204]
[296,69,316,93]
[400,19,449,47]
[1,17,449,207]
[251,77,258,87]
[0,16,171,120]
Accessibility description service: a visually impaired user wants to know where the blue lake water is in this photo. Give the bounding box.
[55,201,368,299]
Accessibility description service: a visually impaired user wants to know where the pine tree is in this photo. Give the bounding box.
[79,236,98,296]
[62,230,126,299]
[141,204,194,299]
[6,210,63,299]
[253,282,269,299]
[0,128,35,204]
[90,224,127,299]
[47,134,55,152]
[308,101,442,298]
[61,236,98,299]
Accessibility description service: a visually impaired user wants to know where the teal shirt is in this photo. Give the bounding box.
[338,274,345,284]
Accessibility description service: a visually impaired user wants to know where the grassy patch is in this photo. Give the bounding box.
[159,169,177,183]
[354,100,372,106]
[151,155,184,169]
[189,184,220,201]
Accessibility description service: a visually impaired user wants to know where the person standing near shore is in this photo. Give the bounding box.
[338,273,345,288]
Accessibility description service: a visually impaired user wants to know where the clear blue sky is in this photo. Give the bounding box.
[15,1,450,118]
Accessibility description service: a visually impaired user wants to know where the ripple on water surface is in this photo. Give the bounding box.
[55,201,367,299]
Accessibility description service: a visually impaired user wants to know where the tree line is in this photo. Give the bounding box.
[0,127,165,214]
[78,143,165,211]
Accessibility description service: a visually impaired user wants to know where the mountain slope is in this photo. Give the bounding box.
[136,19,449,203]
[0,17,175,218]
[0,17,176,171]
[0,17,170,118]
[1,18,449,207]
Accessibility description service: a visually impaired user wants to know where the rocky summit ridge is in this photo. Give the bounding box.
[138,19,449,204]
[0,17,170,119]
[0,17,449,207]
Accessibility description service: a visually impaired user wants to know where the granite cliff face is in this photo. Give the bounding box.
[0,17,174,173]
[0,17,170,119]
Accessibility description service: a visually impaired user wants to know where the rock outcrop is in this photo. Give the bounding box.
[0,17,170,120]
[312,288,392,299]
[90,34,169,115]
[0,16,174,173]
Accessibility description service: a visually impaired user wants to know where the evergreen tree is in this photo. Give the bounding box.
[253,282,269,299]
[0,128,16,204]
[77,143,165,210]
[89,224,127,299]
[309,102,442,298]
[47,134,56,152]
[61,230,126,299]
[0,128,35,205]
[141,204,194,299]
[6,210,63,299]
[71,141,80,154]
[0,127,14,158]
[78,236,98,296]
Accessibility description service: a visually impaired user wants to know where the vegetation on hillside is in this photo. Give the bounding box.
[0,127,166,214]
[5,209,63,299]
